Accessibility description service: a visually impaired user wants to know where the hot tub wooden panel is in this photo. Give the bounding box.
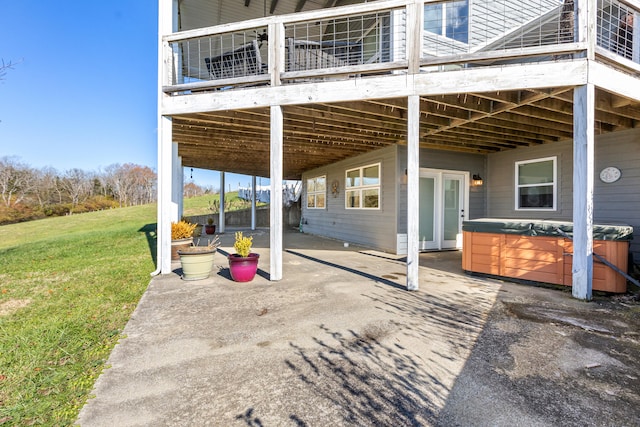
[463,231,629,293]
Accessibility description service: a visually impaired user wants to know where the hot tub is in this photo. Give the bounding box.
[462,219,633,293]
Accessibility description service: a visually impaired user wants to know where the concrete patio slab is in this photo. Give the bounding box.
[77,229,640,426]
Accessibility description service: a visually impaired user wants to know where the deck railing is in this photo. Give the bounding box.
[596,0,639,63]
[162,0,639,94]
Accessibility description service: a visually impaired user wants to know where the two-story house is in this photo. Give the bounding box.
[157,0,640,299]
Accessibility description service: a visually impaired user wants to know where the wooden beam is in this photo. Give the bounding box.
[269,0,279,14]
[219,172,226,232]
[270,105,284,281]
[295,0,307,12]
[423,88,571,137]
[407,95,419,291]
[572,84,595,301]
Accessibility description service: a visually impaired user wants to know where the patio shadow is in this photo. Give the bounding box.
[138,223,157,267]
[285,249,406,290]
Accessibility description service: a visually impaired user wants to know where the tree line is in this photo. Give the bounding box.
[0,157,158,224]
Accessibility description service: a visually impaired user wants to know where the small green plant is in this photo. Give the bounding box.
[207,217,214,225]
[171,220,196,240]
[233,231,253,257]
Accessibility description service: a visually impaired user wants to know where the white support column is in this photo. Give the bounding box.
[270,106,284,281]
[173,148,183,219]
[157,0,179,275]
[406,95,420,291]
[572,83,595,300]
[158,117,174,274]
[219,172,226,233]
[251,175,257,230]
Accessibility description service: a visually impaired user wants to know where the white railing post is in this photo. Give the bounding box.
[406,0,424,74]
[577,0,596,60]
[633,9,640,63]
[268,22,285,86]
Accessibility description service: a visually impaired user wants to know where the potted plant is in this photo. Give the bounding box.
[228,231,259,282]
[192,222,204,237]
[205,217,216,235]
[177,236,220,280]
[171,220,196,261]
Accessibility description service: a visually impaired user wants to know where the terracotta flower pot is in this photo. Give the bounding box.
[171,238,193,261]
[228,253,260,282]
[205,224,216,235]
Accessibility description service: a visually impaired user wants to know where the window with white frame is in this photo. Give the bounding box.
[515,157,557,210]
[424,0,469,43]
[306,175,326,209]
[345,163,381,209]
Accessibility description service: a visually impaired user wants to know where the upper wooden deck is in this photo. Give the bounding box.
[159,0,640,178]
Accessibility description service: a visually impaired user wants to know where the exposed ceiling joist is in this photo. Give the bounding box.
[269,0,279,14]
[172,87,639,179]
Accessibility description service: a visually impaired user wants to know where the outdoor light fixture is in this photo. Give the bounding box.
[472,174,483,186]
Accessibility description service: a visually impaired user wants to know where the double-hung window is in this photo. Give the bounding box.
[515,157,557,210]
[345,163,380,209]
[306,175,326,209]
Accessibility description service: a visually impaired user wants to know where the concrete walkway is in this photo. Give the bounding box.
[77,229,640,426]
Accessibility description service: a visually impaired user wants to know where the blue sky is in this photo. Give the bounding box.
[0,1,249,190]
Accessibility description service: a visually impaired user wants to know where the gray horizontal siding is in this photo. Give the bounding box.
[487,128,640,264]
[301,145,399,253]
[301,145,487,253]
[469,0,562,48]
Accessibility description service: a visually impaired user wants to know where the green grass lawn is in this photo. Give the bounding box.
[0,204,157,425]
[182,192,267,217]
[0,195,263,425]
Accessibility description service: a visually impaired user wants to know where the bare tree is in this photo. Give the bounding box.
[32,167,60,209]
[104,163,157,207]
[0,156,37,207]
[0,59,19,82]
[184,181,207,198]
[134,165,157,205]
[60,168,93,212]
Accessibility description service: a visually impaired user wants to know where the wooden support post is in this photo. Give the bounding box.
[174,148,183,220]
[158,117,174,275]
[406,95,420,291]
[270,105,284,281]
[251,175,257,230]
[572,83,595,300]
[219,172,225,233]
[157,0,179,275]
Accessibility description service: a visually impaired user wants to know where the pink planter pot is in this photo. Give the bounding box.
[228,253,260,282]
